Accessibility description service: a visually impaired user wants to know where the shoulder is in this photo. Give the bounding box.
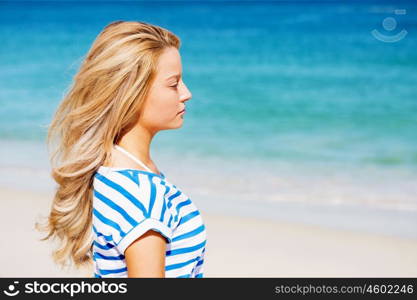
[93,167,170,217]
[94,167,167,192]
[92,167,175,250]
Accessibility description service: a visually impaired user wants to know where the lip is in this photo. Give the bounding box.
[178,109,186,114]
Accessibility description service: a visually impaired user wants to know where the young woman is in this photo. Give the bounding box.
[36,20,207,278]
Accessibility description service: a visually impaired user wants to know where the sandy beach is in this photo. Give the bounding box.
[1,186,416,278]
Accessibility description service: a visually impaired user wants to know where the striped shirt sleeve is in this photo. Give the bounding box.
[93,170,173,255]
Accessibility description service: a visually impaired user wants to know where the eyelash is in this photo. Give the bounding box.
[170,83,178,88]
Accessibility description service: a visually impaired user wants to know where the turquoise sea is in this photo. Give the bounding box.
[1,1,416,237]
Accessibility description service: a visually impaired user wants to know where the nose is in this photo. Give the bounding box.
[180,82,192,102]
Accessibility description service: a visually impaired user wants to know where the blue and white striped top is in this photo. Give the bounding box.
[91,166,207,278]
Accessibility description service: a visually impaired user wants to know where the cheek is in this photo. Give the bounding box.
[144,91,178,120]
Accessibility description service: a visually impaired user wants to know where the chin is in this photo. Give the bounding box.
[165,121,183,130]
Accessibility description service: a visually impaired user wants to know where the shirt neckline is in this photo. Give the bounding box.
[98,166,165,179]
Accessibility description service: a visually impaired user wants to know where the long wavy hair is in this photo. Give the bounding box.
[35,20,180,271]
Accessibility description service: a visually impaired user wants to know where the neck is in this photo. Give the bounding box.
[117,124,156,164]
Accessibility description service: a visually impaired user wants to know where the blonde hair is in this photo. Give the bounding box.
[35,20,180,271]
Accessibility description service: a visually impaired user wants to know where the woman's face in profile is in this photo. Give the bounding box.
[139,46,192,132]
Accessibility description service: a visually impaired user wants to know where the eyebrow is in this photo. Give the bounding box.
[165,74,181,81]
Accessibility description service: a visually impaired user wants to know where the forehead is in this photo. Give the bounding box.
[156,47,182,78]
